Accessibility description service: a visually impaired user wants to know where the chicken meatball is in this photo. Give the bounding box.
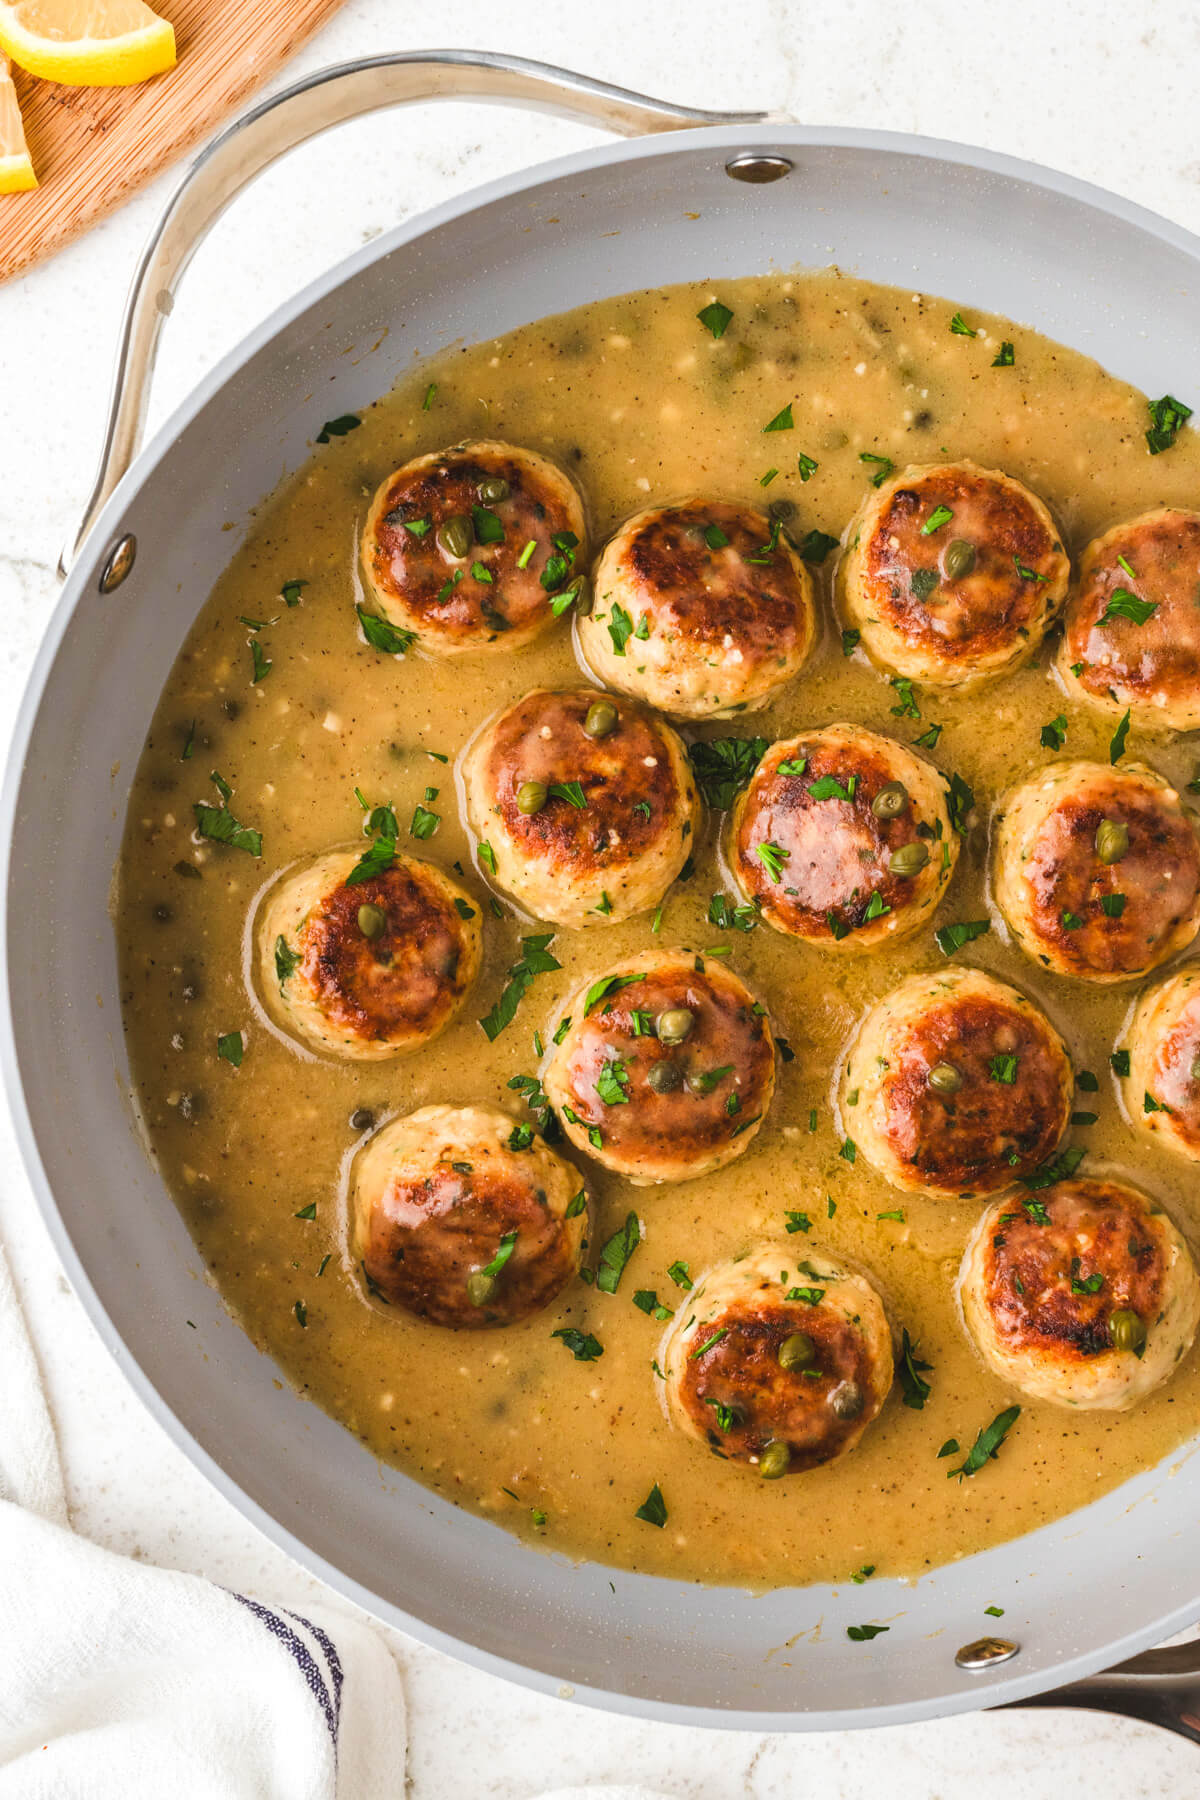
[992,760,1200,982]
[958,1177,1200,1409]
[724,723,959,950]
[661,1247,893,1474]
[843,968,1073,1199]
[258,849,482,1059]
[462,687,699,928]
[350,1104,588,1328]
[835,460,1069,687]
[1057,510,1200,732]
[577,499,817,718]
[1123,969,1200,1161]
[542,950,776,1183]
[360,440,587,655]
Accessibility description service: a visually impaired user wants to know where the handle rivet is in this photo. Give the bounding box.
[956,1636,1020,1672]
[99,533,137,594]
[725,153,794,184]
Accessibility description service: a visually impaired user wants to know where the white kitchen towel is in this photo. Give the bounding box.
[0,1246,407,1800]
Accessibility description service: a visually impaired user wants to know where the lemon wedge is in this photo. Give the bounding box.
[0,52,34,190]
[0,1,175,86]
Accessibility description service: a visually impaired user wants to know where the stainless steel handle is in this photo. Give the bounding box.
[62,48,774,575]
[1002,1639,1200,1743]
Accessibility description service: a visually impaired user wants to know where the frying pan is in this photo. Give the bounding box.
[7,48,1200,1735]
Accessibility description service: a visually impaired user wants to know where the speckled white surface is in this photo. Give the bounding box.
[4,1,1200,1792]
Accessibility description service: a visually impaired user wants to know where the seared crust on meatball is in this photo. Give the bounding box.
[992,760,1200,982]
[1057,510,1200,731]
[577,499,817,718]
[350,1104,588,1328]
[1124,969,1200,1161]
[662,1247,893,1472]
[462,687,699,928]
[957,1178,1200,1408]
[725,723,958,950]
[843,968,1073,1198]
[258,850,482,1059]
[360,440,587,655]
[543,950,776,1183]
[835,460,1069,687]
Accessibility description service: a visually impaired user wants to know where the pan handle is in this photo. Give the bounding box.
[1000,1639,1200,1743]
[62,49,778,576]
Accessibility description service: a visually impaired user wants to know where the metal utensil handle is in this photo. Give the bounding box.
[63,48,773,573]
[1002,1639,1200,1743]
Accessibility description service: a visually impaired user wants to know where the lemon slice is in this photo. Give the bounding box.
[0,53,34,190]
[0,1,175,86]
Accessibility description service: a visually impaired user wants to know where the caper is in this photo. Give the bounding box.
[478,476,510,504]
[350,1108,375,1132]
[768,497,795,522]
[928,1061,963,1094]
[830,1380,864,1420]
[516,779,548,815]
[1095,818,1130,865]
[942,538,977,581]
[758,1440,791,1479]
[466,1270,497,1308]
[1109,1308,1147,1355]
[777,1331,815,1372]
[437,514,472,560]
[656,1007,696,1045]
[889,841,930,878]
[584,698,618,739]
[871,780,909,820]
[357,903,387,941]
[648,1060,684,1094]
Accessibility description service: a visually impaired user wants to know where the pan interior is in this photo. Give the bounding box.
[8,129,1200,1725]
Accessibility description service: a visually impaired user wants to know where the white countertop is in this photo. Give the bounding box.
[4,1,1200,1792]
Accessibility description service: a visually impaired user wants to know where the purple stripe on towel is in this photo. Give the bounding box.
[232,1592,337,1743]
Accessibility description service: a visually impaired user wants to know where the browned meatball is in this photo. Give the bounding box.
[258,849,481,1059]
[350,1104,588,1328]
[993,761,1200,982]
[462,688,698,928]
[725,724,958,949]
[844,969,1073,1198]
[1058,509,1200,731]
[360,440,587,655]
[578,498,817,717]
[1124,970,1200,1161]
[958,1178,1200,1408]
[836,460,1069,687]
[543,951,776,1182]
[662,1248,893,1474]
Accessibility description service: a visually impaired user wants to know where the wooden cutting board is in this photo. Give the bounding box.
[1,0,348,282]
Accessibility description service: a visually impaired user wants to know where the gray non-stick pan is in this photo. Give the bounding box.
[7,50,1200,1735]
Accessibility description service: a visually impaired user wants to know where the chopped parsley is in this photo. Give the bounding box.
[471,504,505,544]
[948,1405,1021,1480]
[847,1623,889,1641]
[697,300,733,338]
[704,523,730,550]
[763,403,794,432]
[890,676,920,719]
[479,933,561,1041]
[898,1330,932,1410]
[756,841,790,883]
[552,1327,603,1362]
[635,1483,668,1527]
[1099,587,1157,627]
[921,504,954,535]
[584,971,644,1012]
[707,892,761,933]
[989,1054,1018,1084]
[315,413,360,443]
[946,771,975,835]
[841,628,861,657]
[281,579,306,607]
[410,794,440,839]
[796,528,840,564]
[687,735,769,808]
[1109,708,1131,763]
[274,936,300,982]
[935,919,990,956]
[784,1211,812,1235]
[194,772,262,857]
[992,341,1015,367]
[667,1260,692,1290]
[356,606,416,655]
[797,452,819,480]
[1021,1144,1085,1190]
[346,834,396,884]
[607,602,635,656]
[949,312,977,336]
[1040,714,1068,750]
[807,773,857,802]
[634,1290,674,1321]
[1100,893,1126,919]
[216,1030,244,1068]
[595,1212,640,1293]
[915,722,943,749]
[596,1058,632,1107]
[1146,392,1192,455]
[1111,1049,1131,1077]
[859,450,894,487]
[910,567,939,601]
